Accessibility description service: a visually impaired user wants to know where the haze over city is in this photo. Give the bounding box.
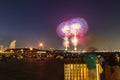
[0,0,120,50]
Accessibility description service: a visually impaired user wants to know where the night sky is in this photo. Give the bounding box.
[0,0,120,50]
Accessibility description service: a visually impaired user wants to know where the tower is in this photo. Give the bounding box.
[9,40,16,49]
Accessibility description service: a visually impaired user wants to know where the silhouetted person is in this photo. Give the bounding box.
[97,55,105,80]
[111,53,120,80]
[105,54,117,80]
[85,53,98,80]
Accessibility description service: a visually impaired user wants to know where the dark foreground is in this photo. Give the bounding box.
[0,58,64,80]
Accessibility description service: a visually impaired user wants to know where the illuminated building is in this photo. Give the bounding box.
[64,63,88,80]
[9,40,16,49]
[64,59,101,80]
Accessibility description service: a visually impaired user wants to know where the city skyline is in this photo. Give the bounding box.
[0,0,120,50]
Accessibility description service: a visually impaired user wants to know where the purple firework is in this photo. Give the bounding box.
[56,17,88,38]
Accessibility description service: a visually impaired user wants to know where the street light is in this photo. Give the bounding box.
[29,47,33,51]
[39,43,44,50]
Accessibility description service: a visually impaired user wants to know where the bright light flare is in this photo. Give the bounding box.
[63,37,69,51]
[29,47,33,51]
[39,43,43,47]
[71,23,81,31]
[71,37,78,46]
[61,25,71,37]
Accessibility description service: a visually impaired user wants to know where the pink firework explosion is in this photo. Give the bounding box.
[56,17,88,47]
[57,18,88,38]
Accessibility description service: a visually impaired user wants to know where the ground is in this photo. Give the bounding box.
[0,58,64,80]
